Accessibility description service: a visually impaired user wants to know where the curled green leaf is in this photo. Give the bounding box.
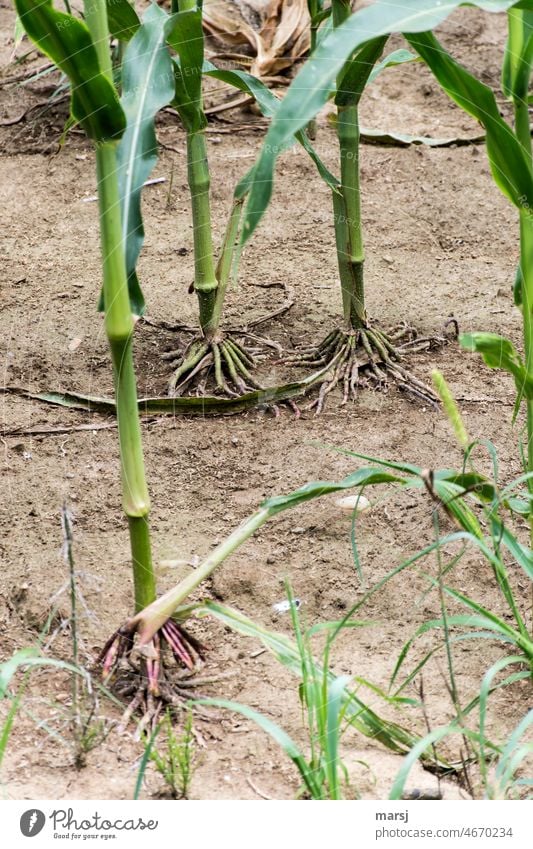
[14,0,125,141]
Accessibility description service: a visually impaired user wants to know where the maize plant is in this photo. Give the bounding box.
[298,0,439,412]
[13,0,222,717]
[166,0,352,399]
[161,0,269,397]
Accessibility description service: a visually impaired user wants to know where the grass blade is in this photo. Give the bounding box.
[196,697,322,798]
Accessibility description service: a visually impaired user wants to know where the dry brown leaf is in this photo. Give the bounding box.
[202,0,311,77]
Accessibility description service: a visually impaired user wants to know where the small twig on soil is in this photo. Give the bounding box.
[0,62,54,86]
[205,94,253,115]
[160,107,268,133]
[0,94,69,126]
[454,396,515,406]
[2,422,118,437]
[246,776,272,800]
[0,111,28,127]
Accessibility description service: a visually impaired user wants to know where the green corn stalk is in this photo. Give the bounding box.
[15,0,156,612]
[174,0,218,336]
[505,8,533,523]
[331,0,388,333]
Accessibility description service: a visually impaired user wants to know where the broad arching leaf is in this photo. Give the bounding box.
[14,0,125,141]
[114,2,177,316]
[241,0,525,244]
[261,467,403,515]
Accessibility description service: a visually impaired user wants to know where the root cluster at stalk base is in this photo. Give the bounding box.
[164,334,263,397]
[290,325,440,414]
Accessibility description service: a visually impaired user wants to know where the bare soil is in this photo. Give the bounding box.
[0,3,530,800]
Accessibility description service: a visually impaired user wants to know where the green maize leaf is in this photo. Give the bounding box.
[433,478,484,538]
[327,451,491,531]
[197,698,322,797]
[167,10,205,133]
[336,36,388,107]
[0,648,40,699]
[133,724,161,800]
[503,7,533,99]
[367,47,420,84]
[261,468,403,515]
[200,601,436,760]
[438,471,496,502]
[507,495,531,514]
[112,3,176,316]
[404,30,533,209]
[241,0,525,243]
[106,0,140,41]
[390,616,512,692]
[492,519,533,579]
[14,0,125,142]
[460,332,532,398]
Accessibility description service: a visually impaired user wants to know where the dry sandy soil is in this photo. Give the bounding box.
[0,2,531,800]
